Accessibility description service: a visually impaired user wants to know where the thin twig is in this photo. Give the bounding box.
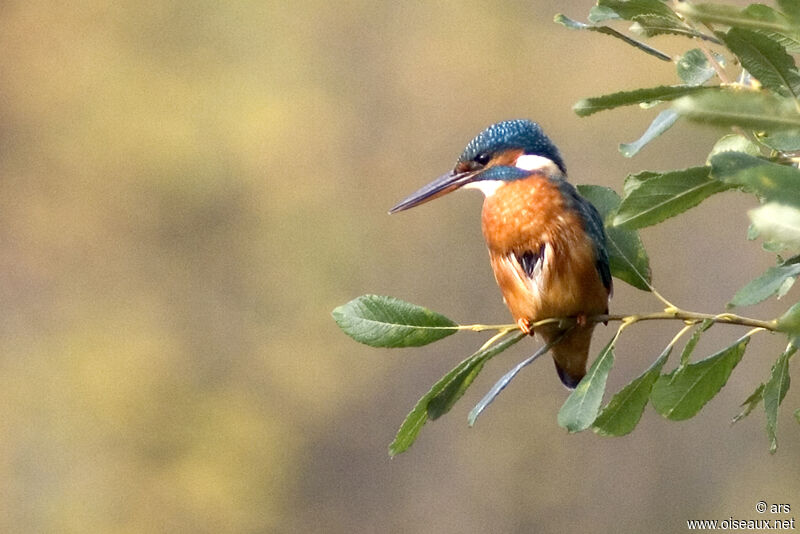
[459,309,779,334]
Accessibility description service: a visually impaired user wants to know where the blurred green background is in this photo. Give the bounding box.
[1,1,797,532]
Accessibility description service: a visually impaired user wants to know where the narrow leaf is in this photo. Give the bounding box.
[764,345,794,453]
[426,331,526,420]
[651,337,749,420]
[332,294,457,348]
[588,6,620,23]
[468,339,557,426]
[577,185,652,291]
[619,110,680,157]
[598,0,680,21]
[795,408,800,425]
[729,264,800,308]
[679,319,714,367]
[677,3,797,34]
[574,85,711,117]
[732,383,765,423]
[554,14,671,61]
[711,152,800,208]
[592,344,670,436]
[722,28,800,99]
[629,15,702,40]
[748,203,800,252]
[558,339,616,432]
[613,166,730,229]
[778,274,797,298]
[388,330,525,456]
[673,89,800,130]
[623,171,660,197]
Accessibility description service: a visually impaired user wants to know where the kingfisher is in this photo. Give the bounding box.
[389,119,612,388]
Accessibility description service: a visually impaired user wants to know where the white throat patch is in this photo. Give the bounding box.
[462,155,560,198]
[515,154,559,175]
[463,180,504,197]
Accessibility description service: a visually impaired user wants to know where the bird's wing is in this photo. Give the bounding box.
[556,180,613,295]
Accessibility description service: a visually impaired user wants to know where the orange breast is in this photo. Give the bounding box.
[481,175,609,324]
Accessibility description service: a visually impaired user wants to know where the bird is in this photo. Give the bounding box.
[389,119,612,388]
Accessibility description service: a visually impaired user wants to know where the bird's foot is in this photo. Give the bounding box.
[575,314,588,327]
[517,318,533,335]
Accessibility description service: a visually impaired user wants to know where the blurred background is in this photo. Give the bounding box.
[1,1,797,532]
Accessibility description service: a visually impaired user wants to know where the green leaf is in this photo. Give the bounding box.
[577,185,652,291]
[676,49,719,86]
[592,344,670,436]
[613,166,730,229]
[679,319,714,368]
[554,14,671,62]
[332,294,457,348]
[468,338,557,426]
[388,330,526,456]
[795,408,800,425]
[746,4,800,54]
[732,382,765,424]
[623,170,660,197]
[721,28,800,99]
[748,203,800,252]
[777,301,800,348]
[677,3,798,34]
[756,129,800,151]
[729,264,800,308]
[707,134,761,162]
[574,85,711,117]
[651,337,749,420]
[764,345,794,453]
[426,330,526,420]
[588,6,620,23]
[777,0,800,23]
[619,110,679,157]
[711,152,800,207]
[778,276,797,299]
[673,89,800,130]
[598,0,680,21]
[558,339,616,432]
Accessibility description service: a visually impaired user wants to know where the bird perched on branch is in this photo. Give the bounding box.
[390,120,612,388]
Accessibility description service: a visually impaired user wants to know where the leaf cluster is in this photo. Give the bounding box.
[333,0,800,456]
[559,0,800,452]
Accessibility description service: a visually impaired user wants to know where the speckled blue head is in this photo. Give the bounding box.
[389,119,566,214]
[458,119,566,175]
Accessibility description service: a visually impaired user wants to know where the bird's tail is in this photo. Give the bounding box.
[537,324,595,389]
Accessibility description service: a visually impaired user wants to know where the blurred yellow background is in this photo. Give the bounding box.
[1,1,797,532]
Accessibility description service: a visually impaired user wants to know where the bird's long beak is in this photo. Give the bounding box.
[389,170,478,214]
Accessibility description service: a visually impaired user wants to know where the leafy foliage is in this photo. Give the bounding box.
[334,0,800,456]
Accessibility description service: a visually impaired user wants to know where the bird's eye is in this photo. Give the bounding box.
[474,152,491,166]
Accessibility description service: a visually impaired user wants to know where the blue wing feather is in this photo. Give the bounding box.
[555,180,613,294]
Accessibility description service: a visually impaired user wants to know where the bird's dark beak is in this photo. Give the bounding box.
[389,170,479,214]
